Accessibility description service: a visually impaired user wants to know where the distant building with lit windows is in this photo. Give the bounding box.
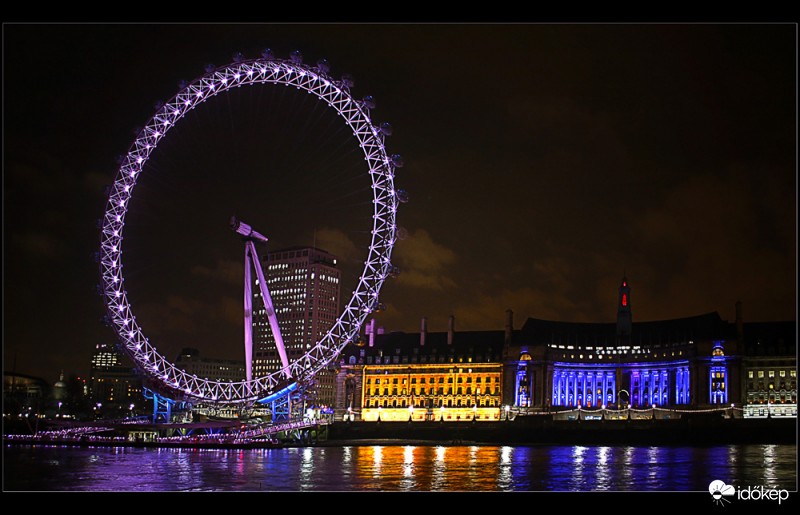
[89,343,142,413]
[252,246,340,407]
[740,321,797,417]
[175,348,245,382]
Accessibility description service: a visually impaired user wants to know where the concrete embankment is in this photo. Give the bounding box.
[326,415,797,446]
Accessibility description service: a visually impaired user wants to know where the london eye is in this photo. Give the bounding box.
[98,49,404,406]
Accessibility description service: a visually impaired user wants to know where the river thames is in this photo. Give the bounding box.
[3,443,796,494]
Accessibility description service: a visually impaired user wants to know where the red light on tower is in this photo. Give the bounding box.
[622,294,628,307]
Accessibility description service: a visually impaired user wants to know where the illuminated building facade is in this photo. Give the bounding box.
[332,278,795,420]
[509,279,795,414]
[335,315,512,421]
[740,321,797,417]
[175,348,245,381]
[252,246,340,407]
[90,343,142,413]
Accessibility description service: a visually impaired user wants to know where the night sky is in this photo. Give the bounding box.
[3,23,796,383]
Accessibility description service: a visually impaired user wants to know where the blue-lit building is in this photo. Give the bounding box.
[510,277,795,412]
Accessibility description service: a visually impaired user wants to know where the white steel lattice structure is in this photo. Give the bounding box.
[98,50,403,405]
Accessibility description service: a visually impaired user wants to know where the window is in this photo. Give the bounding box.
[748,371,754,379]
[780,370,786,378]
[758,371,764,378]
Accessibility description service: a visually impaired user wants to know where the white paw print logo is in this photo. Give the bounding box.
[709,480,736,506]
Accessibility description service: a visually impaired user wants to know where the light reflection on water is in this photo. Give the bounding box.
[3,444,796,492]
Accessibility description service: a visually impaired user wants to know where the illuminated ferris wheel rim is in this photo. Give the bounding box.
[98,50,401,405]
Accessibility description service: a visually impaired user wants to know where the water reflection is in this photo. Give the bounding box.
[400,445,415,490]
[3,444,796,492]
[595,446,611,491]
[497,446,513,490]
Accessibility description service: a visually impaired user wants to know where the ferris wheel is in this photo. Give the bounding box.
[98,49,404,405]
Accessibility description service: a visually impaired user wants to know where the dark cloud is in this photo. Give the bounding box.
[315,228,360,263]
[191,259,243,286]
[393,229,458,291]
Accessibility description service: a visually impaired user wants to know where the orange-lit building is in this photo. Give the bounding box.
[335,315,514,422]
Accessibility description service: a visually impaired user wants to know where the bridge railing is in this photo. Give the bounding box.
[236,417,331,440]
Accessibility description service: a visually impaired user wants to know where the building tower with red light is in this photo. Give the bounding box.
[616,276,632,344]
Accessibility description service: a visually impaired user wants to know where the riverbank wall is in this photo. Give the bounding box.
[326,414,797,446]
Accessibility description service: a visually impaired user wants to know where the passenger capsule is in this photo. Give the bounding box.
[290,50,303,64]
[261,48,275,59]
[204,63,216,73]
[396,189,410,203]
[316,58,330,73]
[363,95,376,109]
[341,74,355,88]
[379,122,393,136]
[232,52,245,63]
[391,154,404,167]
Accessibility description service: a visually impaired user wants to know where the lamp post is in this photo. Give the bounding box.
[504,405,510,421]
[57,401,62,418]
[408,405,414,422]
